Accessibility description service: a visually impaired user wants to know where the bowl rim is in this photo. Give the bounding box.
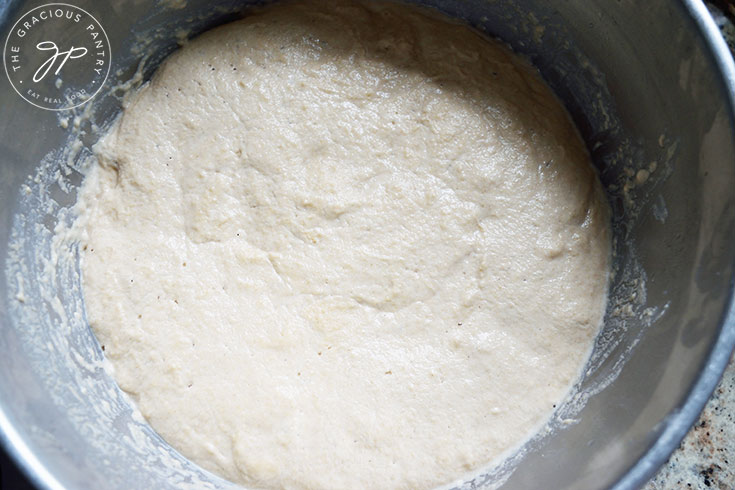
[0,1,734,489]
[611,2,735,487]
[0,413,64,489]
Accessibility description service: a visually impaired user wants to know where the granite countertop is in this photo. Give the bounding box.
[643,4,735,489]
[644,360,735,489]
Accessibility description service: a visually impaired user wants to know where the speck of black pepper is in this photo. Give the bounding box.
[101,345,105,351]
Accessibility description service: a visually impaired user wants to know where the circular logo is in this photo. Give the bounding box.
[3,3,111,111]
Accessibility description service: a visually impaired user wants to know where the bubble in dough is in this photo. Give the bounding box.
[77,1,610,489]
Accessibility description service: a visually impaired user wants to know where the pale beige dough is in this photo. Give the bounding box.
[77,1,610,489]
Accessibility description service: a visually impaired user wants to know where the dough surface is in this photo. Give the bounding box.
[78,1,609,489]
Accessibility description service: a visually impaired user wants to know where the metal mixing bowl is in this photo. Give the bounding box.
[1,0,734,489]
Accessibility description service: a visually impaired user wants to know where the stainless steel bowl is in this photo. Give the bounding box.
[1,1,734,489]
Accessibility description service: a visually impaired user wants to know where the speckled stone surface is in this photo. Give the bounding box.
[642,4,735,489]
[643,357,735,489]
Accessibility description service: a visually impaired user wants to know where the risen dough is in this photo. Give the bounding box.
[77,1,609,489]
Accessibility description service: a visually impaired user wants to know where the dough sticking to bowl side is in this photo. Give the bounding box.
[76,1,610,489]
